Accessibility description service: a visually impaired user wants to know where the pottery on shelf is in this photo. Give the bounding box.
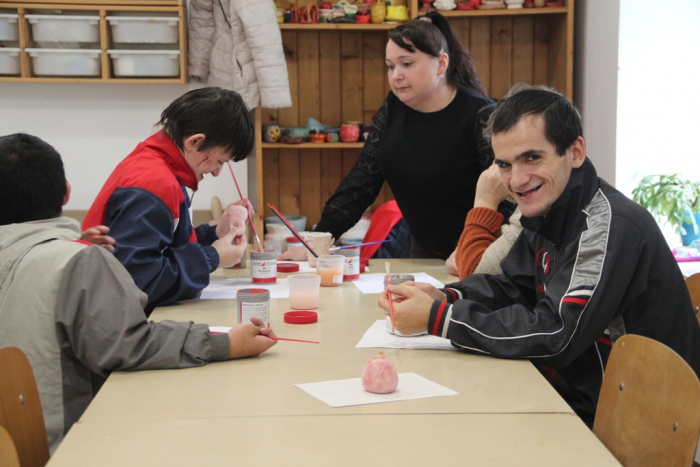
[340,124,361,143]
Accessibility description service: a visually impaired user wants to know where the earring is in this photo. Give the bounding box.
[439,74,445,79]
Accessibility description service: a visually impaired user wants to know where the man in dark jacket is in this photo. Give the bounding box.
[379,86,700,427]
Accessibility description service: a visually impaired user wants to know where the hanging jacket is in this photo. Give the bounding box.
[188,0,292,109]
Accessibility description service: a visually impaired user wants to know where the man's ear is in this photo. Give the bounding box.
[63,180,71,206]
[570,136,586,169]
[183,133,206,152]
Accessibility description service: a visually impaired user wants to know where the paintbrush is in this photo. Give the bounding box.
[270,337,320,344]
[267,203,319,258]
[226,162,263,251]
[329,239,391,251]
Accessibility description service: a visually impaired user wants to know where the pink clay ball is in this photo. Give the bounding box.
[361,352,398,394]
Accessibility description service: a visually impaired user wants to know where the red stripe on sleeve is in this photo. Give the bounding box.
[597,336,612,347]
[562,297,589,306]
[445,289,457,302]
[431,302,446,336]
[71,240,92,246]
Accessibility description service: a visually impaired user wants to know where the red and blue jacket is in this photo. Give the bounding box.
[83,131,219,312]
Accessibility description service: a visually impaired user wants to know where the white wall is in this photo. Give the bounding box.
[0,82,249,211]
[616,0,700,196]
[574,0,620,185]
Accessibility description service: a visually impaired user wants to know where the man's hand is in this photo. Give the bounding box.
[474,164,511,210]
[216,199,255,238]
[227,316,277,359]
[446,249,458,276]
[277,244,308,261]
[406,281,447,301]
[81,225,115,252]
[213,232,247,268]
[378,284,435,336]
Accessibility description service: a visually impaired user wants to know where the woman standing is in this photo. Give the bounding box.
[282,11,495,260]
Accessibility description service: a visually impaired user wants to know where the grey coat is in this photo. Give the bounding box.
[0,217,230,453]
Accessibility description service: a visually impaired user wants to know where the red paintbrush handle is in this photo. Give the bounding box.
[270,337,320,344]
[267,203,319,258]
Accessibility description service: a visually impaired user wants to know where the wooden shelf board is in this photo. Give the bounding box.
[439,7,567,17]
[0,76,186,83]
[261,142,364,149]
[279,23,396,30]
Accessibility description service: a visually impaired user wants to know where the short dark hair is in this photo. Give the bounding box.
[0,133,67,225]
[488,85,583,156]
[158,87,255,162]
[388,11,487,97]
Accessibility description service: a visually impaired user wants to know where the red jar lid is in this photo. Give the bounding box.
[287,236,301,243]
[277,262,300,273]
[284,311,318,324]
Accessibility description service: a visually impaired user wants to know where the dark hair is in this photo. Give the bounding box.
[158,87,255,162]
[488,85,583,156]
[0,133,66,225]
[388,11,487,97]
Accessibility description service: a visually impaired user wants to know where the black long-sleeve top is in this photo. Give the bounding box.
[315,88,495,258]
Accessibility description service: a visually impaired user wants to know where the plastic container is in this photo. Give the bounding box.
[0,48,20,75]
[107,49,180,77]
[106,15,179,44]
[288,274,321,310]
[236,288,270,327]
[26,14,100,43]
[336,247,360,281]
[286,236,302,251]
[26,48,101,76]
[0,13,19,41]
[316,255,345,287]
[251,249,277,284]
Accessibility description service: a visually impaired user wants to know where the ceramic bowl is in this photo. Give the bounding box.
[284,126,309,138]
[265,215,307,233]
[280,135,306,144]
[309,133,326,143]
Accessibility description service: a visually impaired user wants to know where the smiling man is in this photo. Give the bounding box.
[84,88,254,311]
[379,85,700,427]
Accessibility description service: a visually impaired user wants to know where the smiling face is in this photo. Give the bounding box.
[492,115,585,218]
[385,39,448,111]
[181,134,232,182]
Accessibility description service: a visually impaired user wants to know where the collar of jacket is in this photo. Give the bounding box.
[143,130,199,191]
[519,157,600,246]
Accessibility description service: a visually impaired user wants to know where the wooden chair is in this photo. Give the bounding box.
[0,347,49,467]
[0,425,20,467]
[593,334,700,467]
[685,273,700,327]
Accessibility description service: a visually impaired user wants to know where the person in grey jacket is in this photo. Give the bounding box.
[0,133,277,454]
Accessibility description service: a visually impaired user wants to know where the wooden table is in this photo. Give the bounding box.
[48,259,620,466]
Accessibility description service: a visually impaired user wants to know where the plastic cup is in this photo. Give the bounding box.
[316,255,345,287]
[288,274,321,309]
[264,239,283,257]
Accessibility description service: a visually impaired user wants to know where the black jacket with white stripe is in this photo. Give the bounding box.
[430,157,700,425]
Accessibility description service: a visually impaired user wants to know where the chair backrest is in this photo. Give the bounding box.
[593,334,700,467]
[685,273,700,327]
[0,347,49,467]
[0,425,20,467]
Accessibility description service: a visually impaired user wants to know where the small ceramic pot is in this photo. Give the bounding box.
[326,132,339,143]
[309,133,326,143]
[356,12,370,23]
[263,124,281,143]
[370,2,386,23]
[340,124,361,143]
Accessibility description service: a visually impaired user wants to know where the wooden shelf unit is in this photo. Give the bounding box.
[248,1,575,236]
[0,0,187,83]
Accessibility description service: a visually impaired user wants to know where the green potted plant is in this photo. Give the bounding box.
[632,174,700,246]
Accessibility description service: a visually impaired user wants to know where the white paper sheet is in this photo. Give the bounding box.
[355,320,455,351]
[295,372,458,408]
[200,277,290,299]
[351,272,445,294]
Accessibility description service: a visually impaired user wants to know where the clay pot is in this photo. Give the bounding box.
[370,2,386,23]
[309,133,326,143]
[340,124,361,143]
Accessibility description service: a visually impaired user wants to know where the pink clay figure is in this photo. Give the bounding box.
[228,205,249,237]
[361,351,399,394]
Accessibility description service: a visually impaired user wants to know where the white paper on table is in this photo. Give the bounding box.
[200,277,289,299]
[356,320,455,351]
[351,272,444,294]
[208,326,232,333]
[295,372,458,408]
